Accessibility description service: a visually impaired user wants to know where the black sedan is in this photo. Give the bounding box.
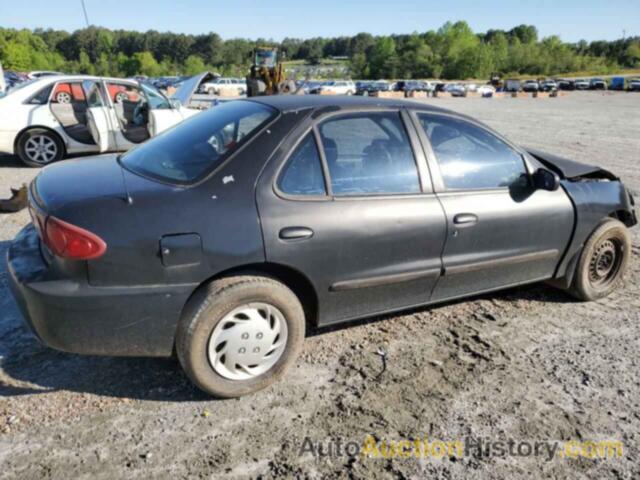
[8,96,637,397]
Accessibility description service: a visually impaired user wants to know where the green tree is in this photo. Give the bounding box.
[183,55,206,75]
[136,51,162,76]
[369,37,398,79]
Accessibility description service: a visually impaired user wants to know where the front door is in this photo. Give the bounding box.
[102,80,151,148]
[258,110,447,325]
[412,111,575,301]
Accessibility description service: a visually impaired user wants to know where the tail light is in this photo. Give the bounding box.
[43,216,107,260]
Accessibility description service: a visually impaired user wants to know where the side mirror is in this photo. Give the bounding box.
[532,168,560,191]
[169,98,182,109]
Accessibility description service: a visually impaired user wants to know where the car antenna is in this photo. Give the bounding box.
[118,157,134,205]
[80,0,91,28]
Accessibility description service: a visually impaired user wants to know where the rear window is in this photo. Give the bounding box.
[120,101,277,184]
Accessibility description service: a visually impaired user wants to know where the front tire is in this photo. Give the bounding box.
[568,219,631,301]
[17,128,65,167]
[176,275,305,398]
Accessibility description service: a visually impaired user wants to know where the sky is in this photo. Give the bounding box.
[1,0,638,42]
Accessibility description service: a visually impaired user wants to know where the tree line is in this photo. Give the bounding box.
[1,22,639,80]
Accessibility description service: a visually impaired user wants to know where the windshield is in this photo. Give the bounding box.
[121,101,277,184]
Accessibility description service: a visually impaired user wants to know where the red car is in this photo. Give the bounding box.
[53,83,137,104]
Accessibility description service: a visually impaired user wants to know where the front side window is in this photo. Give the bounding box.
[278,133,326,196]
[140,82,171,109]
[121,101,276,184]
[417,113,527,190]
[318,112,420,196]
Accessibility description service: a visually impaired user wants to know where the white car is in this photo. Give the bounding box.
[0,74,204,167]
[318,80,356,95]
[200,78,247,96]
[476,85,496,97]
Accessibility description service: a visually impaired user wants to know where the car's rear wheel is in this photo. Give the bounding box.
[208,87,216,96]
[55,91,72,104]
[114,92,128,103]
[17,128,65,167]
[568,219,631,301]
[176,275,305,398]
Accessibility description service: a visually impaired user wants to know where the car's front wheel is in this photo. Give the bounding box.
[568,218,631,301]
[176,275,305,398]
[16,128,65,167]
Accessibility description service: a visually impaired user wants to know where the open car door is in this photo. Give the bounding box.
[138,81,187,137]
[82,79,114,152]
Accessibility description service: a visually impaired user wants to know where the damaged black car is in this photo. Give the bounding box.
[8,96,637,397]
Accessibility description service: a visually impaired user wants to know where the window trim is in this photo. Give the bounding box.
[274,127,332,201]
[272,107,436,202]
[408,110,533,193]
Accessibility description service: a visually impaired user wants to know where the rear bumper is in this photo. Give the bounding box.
[8,225,197,357]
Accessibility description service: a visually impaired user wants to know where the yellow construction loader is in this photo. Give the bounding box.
[246,47,298,97]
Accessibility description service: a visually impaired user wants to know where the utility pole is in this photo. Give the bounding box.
[81,0,90,28]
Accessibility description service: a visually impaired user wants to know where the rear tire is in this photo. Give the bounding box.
[176,275,305,398]
[17,128,65,168]
[55,91,72,104]
[567,219,631,301]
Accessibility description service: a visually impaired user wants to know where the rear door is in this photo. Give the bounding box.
[411,111,574,301]
[82,80,115,152]
[257,109,447,326]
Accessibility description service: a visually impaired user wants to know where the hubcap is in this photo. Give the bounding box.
[57,92,71,103]
[24,135,58,164]
[207,302,288,381]
[589,238,622,287]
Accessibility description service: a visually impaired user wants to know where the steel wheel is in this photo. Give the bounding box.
[24,135,59,165]
[207,302,288,381]
[56,92,71,103]
[588,238,623,288]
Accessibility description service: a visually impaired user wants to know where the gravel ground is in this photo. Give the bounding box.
[0,92,639,479]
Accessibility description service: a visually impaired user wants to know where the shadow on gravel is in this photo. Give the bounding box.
[310,282,577,337]
[0,155,22,169]
[0,237,576,402]
[0,241,210,402]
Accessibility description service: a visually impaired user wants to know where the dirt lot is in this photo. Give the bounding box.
[0,92,639,479]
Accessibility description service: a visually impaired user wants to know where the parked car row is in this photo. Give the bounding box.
[510,77,640,92]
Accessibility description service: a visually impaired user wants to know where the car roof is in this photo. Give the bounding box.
[31,75,138,85]
[248,94,451,114]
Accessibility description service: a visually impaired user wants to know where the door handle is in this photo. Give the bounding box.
[453,213,478,226]
[279,227,314,241]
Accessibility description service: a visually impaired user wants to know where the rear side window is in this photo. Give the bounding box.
[278,133,326,196]
[318,112,420,196]
[121,101,276,184]
[417,113,527,190]
[27,84,53,105]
